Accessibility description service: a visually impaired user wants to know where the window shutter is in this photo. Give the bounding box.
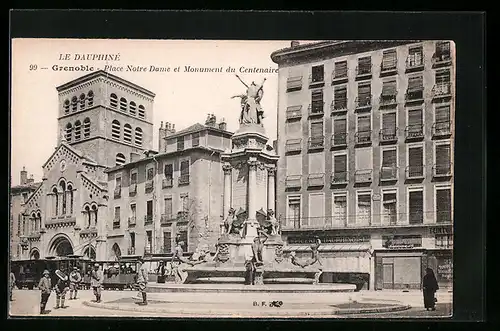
[357,116,371,132]
[435,106,450,123]
[409,147,423,167]
[383,193,397,204]
[382,50,397,69]
[382,80,397,96]
[311,89,323,101]
[312,65,324,81]
[358,84,371,98]
[180,161,189,176]
[382,149,397,167]
[164,198,172,217]
[335,61,347,77]
[436,42,450,56]
[334,154,347,173]
[436,144,451,166]
[436,189,451,222]
[334,86,347,104]
[163,232,172,252]
[408,109,423,126]
[359,56,371,70]
[408,76,423,92]
[409,191,423,224]
[409,47,423,65]
[334,118,347,134]
[435,70,450,84]
[333,195,347,225]
[382,113,397,132]
[310,121,323,137]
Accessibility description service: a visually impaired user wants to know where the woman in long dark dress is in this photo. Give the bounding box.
[422,268,439,311]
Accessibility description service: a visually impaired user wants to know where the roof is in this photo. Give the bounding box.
[165,122,233,140]
[56,70,156,98]
[11,181,42,193]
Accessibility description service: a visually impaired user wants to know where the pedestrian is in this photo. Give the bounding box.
[69,266,82,300]
[423,267,439,311]
[54,269,70,309]
[157,261,166,283]
[91,263,103,303]
[243,242,256,285]
[10,269,16,301]
[135,256,149,305]
[38,270,52,314]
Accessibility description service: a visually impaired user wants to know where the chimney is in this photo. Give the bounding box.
[20,166,27,185]
[291,40,300,48]
[158,121,167,152]
[218,117,227,131]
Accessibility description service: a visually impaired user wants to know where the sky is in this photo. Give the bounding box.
[10,39,306,186]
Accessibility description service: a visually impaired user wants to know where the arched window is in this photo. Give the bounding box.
[71,96,78,112]
[110,94,118,108]
[116,153,126,166]
[92,205,98,227]
[74,120,82,141]
[123,124,132,143]
[134,127,143,146]
[83,118,91,138]
[67,184,74,214]
[64,100,70,114]
[79,93,86,110]
[31,213,36,233]
[60,181,67,214]
[87,90,94,107]
[129,101,137,116]
[36,212,41,231]
[120,97,127,111]
[111,120,121,139]
[85,206,91,228]
[138,105,145,119]
[65,123,73,142]
[53,188,59,216]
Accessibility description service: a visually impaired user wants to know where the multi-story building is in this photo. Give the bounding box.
[10,168,42,260]
[271,40,454,290]
[105,114,232,258]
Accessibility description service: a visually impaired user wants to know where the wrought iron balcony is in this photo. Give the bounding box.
[285,175,302,189]
[330,99,348,113]
[145,180,154,193]
[128,217,136,227]
[331,69,348,84]
[380,166,399,181]
[286,105,302,120]
[432,52,452,68]
[331,133,347,148]
[286,76,303,92]
[405,125,424,141]
[432,83,452,99]
[432,122,452,138]
[129,184,137,196]
[354,169,373,183]
[405,56,424,72]
[308,102,325,117]
[433,163,453,178]
[379,94,397,106]
[355,65,372,80]
[285,138,302,153]
[144,215,153,225]
[178,174,190,186]
[308,136,324,150]
[162,178,173,188]
[355,96,372,111]
[355,131,372,145]
[307,173,325,187]
[405,165,425,179]
[379,128,398,144]
[331,171,348,185]
[113,188,121,199]
[160,214,174,225]
[112,219,121,229]
[308,74,325,87]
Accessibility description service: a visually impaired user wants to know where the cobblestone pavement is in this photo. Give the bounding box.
[9,288,452,318]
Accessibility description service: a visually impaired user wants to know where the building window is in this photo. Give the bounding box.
[333,60,348,79]
[356,115,371,143]
[64,100,70,114]
[177,137,185,151]
[381,112,397,141]
[435,234,453,248]
[163,232,172,253]
[381,148,398,180]
[333,193,347,226]
[84,206,91,227]
[435,143,452,176]
[147,167,154,180]
[333,85,347,110]
[434,69,451,96]
[192,132,200,147]
[309,121,324,148]
[74,120,82,141]
[407,46,424,67]
[311,64,324,83]
[179,160,190,185]
[435,41,451,61]
[434,105,451,135]
[181,194,190,213]
[357,56,372,75]
[355,147,372,182]
[65,123,73,142]
[380,80,397,104]
[177,229,188,250]
[138,105,145,119]
[409,189,424,224]
[287,196,301,229]
[436,187,452,223]
[82,117,91,138]
[111,120,121,139]
[164,197,173,220]
[113,206,121,229]
[381,49,397,71]
[67,184,74,214]
[115,175,122,191]
[408,145,424,177]
[79,93,86,110]
[407,75,424,100]
[92,205,98,226]
[146,200,153,223]
[146,231,152,254]
[333,154,347,183]
[130,172,137,185]
[332,118,347,146]
[130,203,137,218]
[123,124,132,143]
[382,191,397,225]
[310,89,324,114]
[128,101,137,116]
[87,90,94,107]
[357,191,372,225]
[110,94,118,108]
[60,181,67,214]
[134,127,143,146]
[120,97,127,111]
[163,164,173,187]
[71,96,78,112]
[407,108,424,138]
[115,153,126,166]
[357,83,371,107]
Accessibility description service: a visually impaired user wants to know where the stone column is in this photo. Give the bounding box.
[245,158,259,239]
[222,163,232,217]
[266,166,276,213]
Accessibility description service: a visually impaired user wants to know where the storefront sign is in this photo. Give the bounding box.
[383,235,422,249]
[436,258,453,281]
[288,235,370,245]
[430,226,453,235]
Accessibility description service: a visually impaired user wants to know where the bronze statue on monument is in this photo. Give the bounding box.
[231,74,266,127]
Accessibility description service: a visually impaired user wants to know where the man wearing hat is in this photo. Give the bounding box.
[54,269,70,309]
[68,266,82,300]
[91,263,104,303]
[38,270,52,314]
[135,256,149,305]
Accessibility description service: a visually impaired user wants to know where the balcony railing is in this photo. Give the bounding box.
[127,247,136,255]
[145,180,154,193]
[355,96,372,111]
[432,53,452,68]
[405,165,425,179]
[356,65,372,79]
[113,188,121,199]
[405,56,424,72]
[308,74,325,87]
[354,169,373,183]
[432,83,452,99]
[112,219,120,229]
[331,171,348,185]
[144,215,153,225]
[162,178,173,188]
[405,125,424,140]
[308,102,325,117]
[379,94,397,106]
[160,214,174,225]
[285,139,302,153]
[380,166,399,181]
[433,163,453,177]
[355,131,372,145]
[379,128,398,143]
[330,99,348,113]
[432,122,452,138]
[286,105,302,120]
[331,133,347,147]
[285,175,302,189]
[307,173,325,187]
[128,217,136,227]
[331,69,348,83]
[287,76,303,92]
[178,174,190,185]
[308,136,324,150]
[129,184,137,196]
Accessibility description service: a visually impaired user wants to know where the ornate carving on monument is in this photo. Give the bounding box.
[313,270,323,285]
[222,163,232,175]
[266,166,277,177]
[247,159,259,171]
[216,243,230,263]
[275,245,284,264]
[254,268,264,285]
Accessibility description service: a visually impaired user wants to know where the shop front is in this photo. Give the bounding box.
[427,249,453,289]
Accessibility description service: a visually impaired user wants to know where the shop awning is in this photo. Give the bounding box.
[284,244,371,252]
